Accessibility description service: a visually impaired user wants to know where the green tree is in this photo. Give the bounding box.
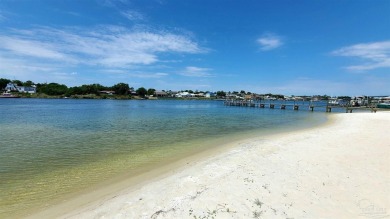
[147,88,156,96]
[112,83,130,95]
[23,80,34,87]
[0,78,11,90]
[12,80,23,86]
[38,83,68,95]
[136,87,147,97]
[216,91,226,97]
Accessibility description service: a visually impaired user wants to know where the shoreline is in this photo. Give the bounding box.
[24,115,322,219]
[26,112,389,218]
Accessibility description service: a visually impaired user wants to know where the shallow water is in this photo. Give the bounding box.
[0,99,327,217]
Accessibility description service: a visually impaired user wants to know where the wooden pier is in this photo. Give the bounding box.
[224,100,381,113]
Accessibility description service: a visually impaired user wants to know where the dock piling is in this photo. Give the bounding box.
[224,100,385,113]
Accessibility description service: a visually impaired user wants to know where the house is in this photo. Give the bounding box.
[244,94,253,100]
[167,91,178,97]
[99,90,115,95]
[226,93,241,99]
[194,92,205,98]
[128,87,137,96]
[5,83,17,91]
[5,83,36,94]
[175,92,195,98]
[205,92,216,98]
[154,90,168,97]
[292,96,304,101]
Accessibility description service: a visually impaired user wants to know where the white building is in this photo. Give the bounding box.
[5,83,37,94]
[175,92,195,98]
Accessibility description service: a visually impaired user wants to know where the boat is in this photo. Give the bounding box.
[377,103,390,109]
[328,98,341,105]
[377,96,390,109]
[328,97,348,106]
[0,92,21,98]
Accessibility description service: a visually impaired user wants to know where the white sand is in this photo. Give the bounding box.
[29,112,390,219]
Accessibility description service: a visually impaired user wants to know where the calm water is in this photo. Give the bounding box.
[0,99,327,217]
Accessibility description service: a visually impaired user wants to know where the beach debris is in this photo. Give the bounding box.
[189,203,236,218]
[150,208,175,219]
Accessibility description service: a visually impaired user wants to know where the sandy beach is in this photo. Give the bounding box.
[28,112,389,219]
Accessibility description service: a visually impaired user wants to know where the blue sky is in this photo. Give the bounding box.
[0,0,389,95]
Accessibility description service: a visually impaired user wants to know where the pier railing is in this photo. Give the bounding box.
[223,99,383,113]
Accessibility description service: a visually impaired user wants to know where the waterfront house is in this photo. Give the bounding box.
[5,83,17,91]
[99,90,115,95]
[154,90,168,97]
[244,94,253,100]
[175,92,195,98]
[167,91,178,97]
[5,83,36,94]
[194,92,205,98]
[205,92,216,98]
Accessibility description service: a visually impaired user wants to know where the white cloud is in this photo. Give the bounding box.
[332,40,390,71]
[121,10,145,21]
[0,36,75,62]
[129,72,168,78]
[0,56,79,84]
[0,56,59,73]
[0,26,206,86]
[178,66,213,77]
[102,69,168,78]
[0,26,206,69]
[257,33,283,51]
[102,0,131,7]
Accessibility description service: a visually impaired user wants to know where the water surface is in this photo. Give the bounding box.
[0,99,327,217]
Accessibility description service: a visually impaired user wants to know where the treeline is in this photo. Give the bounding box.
[0,78,153,97]
[0,78,224,98]
[0,78,343,100]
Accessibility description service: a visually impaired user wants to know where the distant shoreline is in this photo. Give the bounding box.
[3,93,225,100]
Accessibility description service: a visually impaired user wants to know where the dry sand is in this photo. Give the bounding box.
[28,112,390,219]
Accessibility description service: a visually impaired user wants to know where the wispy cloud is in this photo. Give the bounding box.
[0,56,59,73]
[178,66,214,77]
[257,33,283,51]
[102,0,131,8]
[102,69,169,78]
[129,72,168,78]
[0,56,78,84]
[121,10,145,21]
[0,35,75,62]
[332,40,390,71]
[0,26,206,69]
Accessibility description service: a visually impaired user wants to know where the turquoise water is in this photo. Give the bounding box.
[0,99,327,217]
